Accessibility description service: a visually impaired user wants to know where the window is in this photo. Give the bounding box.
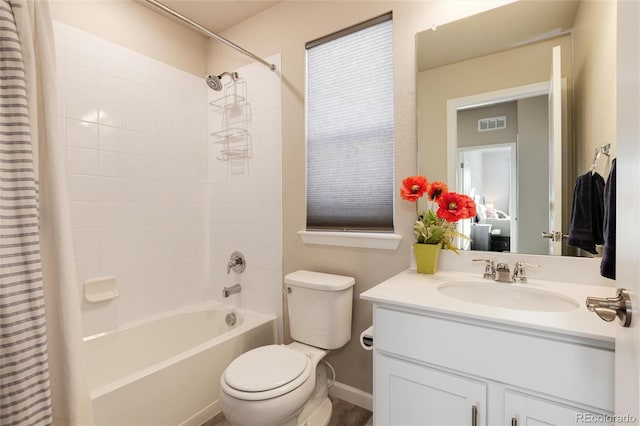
[305,13,394,232]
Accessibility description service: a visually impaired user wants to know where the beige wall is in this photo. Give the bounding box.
[573,0,616,175]
[207,1,508,394]
[49,0,207,76]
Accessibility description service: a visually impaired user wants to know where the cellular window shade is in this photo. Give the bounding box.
[306,16,394,232]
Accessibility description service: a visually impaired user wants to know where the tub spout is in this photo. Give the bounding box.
[222,284,241,298]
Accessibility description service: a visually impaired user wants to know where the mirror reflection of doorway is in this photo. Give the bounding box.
[456,95,550,255]
[458,144,517,253]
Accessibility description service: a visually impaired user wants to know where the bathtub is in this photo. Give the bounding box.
[83,304,277,426]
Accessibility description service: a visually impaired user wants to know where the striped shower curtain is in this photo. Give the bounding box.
[1,0,91,424]
[0,1,53,424]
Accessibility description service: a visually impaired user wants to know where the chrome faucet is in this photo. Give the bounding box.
[222,284,241,298]
[473,258,496,280]
[227,251,246,274]
[511,261,539,283]
[494,262,513,283]
[474,259,520,283]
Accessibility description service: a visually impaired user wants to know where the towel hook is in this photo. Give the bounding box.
[589,143,612,172]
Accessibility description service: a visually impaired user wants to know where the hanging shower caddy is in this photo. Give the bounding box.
[209,77,252,162]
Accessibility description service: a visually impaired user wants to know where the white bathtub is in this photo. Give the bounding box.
[83,304,277,426]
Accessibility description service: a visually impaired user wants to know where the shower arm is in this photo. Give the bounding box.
[142,0,277,72]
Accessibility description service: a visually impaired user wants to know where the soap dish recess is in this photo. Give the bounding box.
[84,276,119,303]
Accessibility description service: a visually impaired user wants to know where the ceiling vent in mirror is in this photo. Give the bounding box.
[478,116,506,132]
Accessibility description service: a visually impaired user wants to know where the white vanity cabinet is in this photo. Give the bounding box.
[503,391,612,426]
[376,353,487,425]
[372,306,614,426]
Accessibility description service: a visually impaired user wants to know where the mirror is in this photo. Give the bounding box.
[416,0,616,257]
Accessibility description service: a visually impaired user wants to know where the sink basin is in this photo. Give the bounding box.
[438,281,580,312]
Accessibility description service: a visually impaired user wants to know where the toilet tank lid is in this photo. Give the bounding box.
[285,270,355,291]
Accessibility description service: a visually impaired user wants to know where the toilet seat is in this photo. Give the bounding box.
[221,345,313,401]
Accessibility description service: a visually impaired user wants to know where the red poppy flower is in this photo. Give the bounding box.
[400,175,429,202]
[437,192,477,222]
[427,181,449,201]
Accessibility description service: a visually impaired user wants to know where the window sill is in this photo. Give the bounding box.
[297,231,402,250]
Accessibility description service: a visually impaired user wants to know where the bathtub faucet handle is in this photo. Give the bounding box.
[227,251,246,274]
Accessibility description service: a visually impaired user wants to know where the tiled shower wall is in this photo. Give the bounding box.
[54,22,210,336]
[208,56,283,336]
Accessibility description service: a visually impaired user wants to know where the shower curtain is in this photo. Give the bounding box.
[0,0,91,424]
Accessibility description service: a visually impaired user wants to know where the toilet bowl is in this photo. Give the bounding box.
[219,342,329,426]
[219,270,355,426]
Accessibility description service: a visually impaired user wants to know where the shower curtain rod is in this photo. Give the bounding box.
[143,0,276,72]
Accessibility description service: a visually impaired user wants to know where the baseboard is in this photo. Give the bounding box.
[179,400,221,426]
[328,381,373,412]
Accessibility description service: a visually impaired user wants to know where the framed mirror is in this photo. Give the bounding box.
[416,0,616,257]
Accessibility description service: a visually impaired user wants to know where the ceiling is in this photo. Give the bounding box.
[145,0,279,35]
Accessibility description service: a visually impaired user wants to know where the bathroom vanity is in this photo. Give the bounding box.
[361,269,616,426]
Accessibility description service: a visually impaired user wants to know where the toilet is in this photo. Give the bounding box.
[219,270,355,426]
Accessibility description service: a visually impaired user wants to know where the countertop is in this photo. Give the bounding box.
[360,268,616,345]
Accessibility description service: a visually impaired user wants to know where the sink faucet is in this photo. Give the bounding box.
[473,259,516,283]
[494,262,513,283]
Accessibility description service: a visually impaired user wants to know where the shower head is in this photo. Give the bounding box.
[205,71,239,91]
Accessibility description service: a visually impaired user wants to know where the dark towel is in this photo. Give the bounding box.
[567,172,605,254]
[601,159,616,279]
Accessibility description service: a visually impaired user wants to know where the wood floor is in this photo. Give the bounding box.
[204,395,372,426]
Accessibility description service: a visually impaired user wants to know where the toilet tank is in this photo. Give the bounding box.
[285,270,355,350]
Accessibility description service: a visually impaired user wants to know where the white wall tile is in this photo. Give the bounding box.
[66,119,98,150]
[208,55,283,320]
[98,177,129,202]
[150,134,173,158]
[56,60,66,90]
[123,79,152,110]
[65,25,98,70]
[69,202,100,229]
[126,53,152,87]
[98,202,127,227]
[98,150,124,177]
[53,21,66,62]
[152,112,175,137]
[56,23,283,336]
[99,124,126,152]
[66,91,98,123]
[72,228,100,256]
[126,107,152,133]
[99,100,127,128]
[99,39,128,80]
[66,147,98,176]
[57,88,66,118]
[125,179,155,203]
[98,227,128,253]
[125,130,152,156]
[99,73,127,104]
[67,174,99,202]
[66,62,98,96]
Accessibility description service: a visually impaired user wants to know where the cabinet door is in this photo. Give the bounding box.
[505,390,613,426]
[375,353,486,426]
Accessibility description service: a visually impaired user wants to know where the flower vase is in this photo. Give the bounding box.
[413,243,441,274]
